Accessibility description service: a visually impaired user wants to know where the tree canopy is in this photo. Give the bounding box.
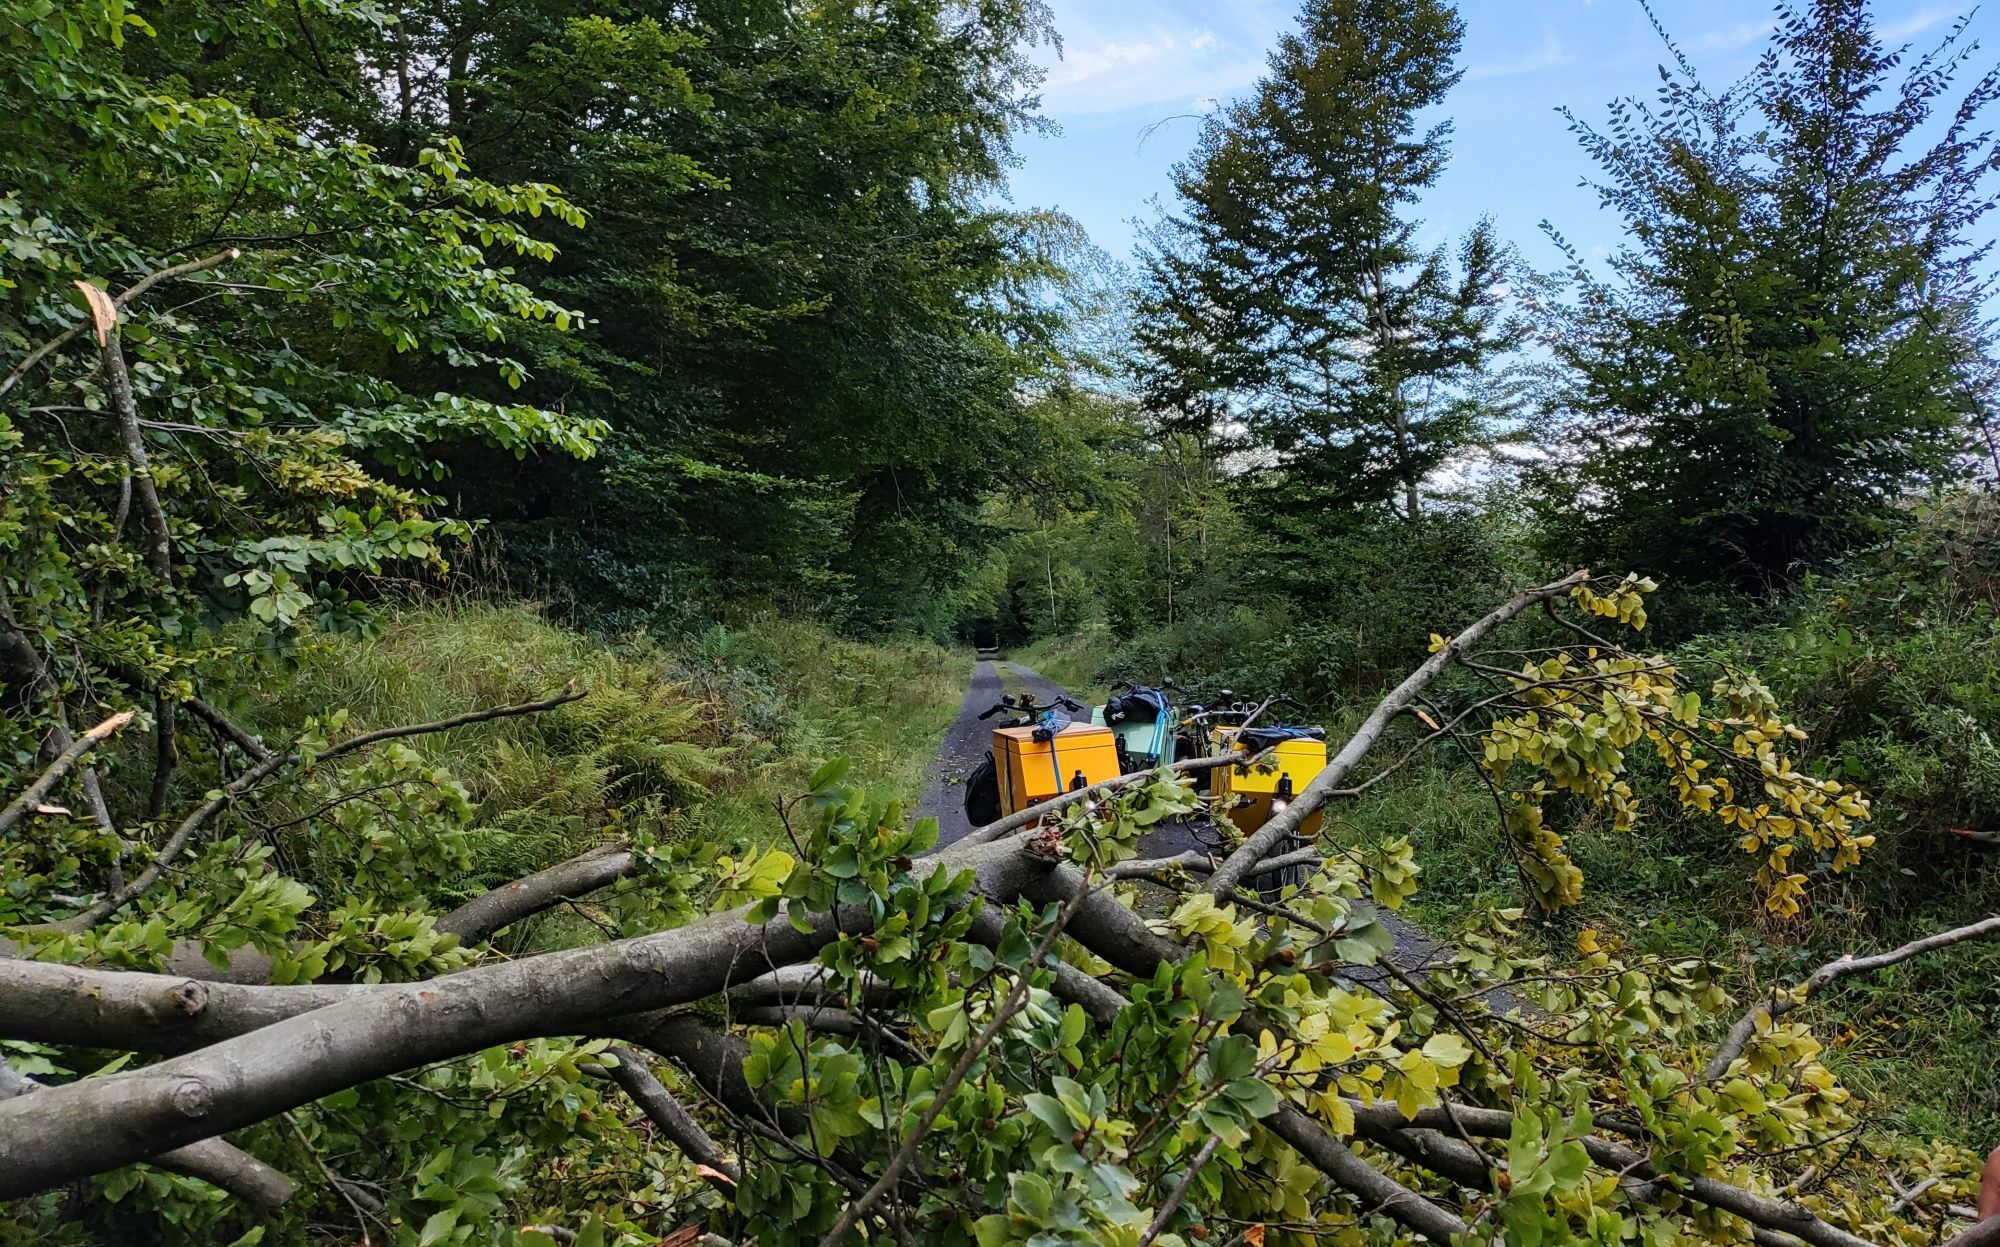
[7,0,2000,1244]
[1527,0,1998,591]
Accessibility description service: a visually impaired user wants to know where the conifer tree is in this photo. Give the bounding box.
[1132,0,1511,522]
[1531,0,1998,590]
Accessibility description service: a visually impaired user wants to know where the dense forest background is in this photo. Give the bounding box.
[7,0,2000,1242]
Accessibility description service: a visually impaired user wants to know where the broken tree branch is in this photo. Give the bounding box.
[0,1058,297,1210]
[181,693,275,762]
[0,835,1053,1195]
[316,686,584,760]
[599,1047,738,1192]
[0,709,133,834]
[40,687,588,931]
[1137,1134,1223,1247]
[955,746,1266,847]
[1941,1214,2000,1247]
[0,249,240,399]
[0,587,122,846]
[437,842,634,943]
[1705,914,2000,1081]
[1203,570,1590,898]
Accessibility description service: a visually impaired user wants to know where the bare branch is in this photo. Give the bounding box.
[955,746,1264,847]
[437,843,634,943]
[0,588,122,845]
[599,1047,738,1192]
[40,687,588,931]
[98,327,174,584]
[1344,1100,1878,1247]
[0,249,240,398]
[316,686,585,761]
[1138,1134,1222,1247]
[1705,914,2000,1081]
[1267,1105,1470,1241]
[1110,845,1320,882]
[1203,571,1590,898]
[1941,1214,2000,1247]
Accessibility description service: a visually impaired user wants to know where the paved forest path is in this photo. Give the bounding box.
[916,656,1458,979]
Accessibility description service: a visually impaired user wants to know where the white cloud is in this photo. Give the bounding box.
[1033,1,1282,118]
[1465,29,1572,80]
[1685,18,1776,54]
[1878,5,1958,41]
[1037,25,1267,116]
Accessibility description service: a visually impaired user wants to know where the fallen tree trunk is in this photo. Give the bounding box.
[0,1059,297,1210]
[0,835,1047,1194]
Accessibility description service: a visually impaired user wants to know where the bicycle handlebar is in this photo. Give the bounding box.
[981,695,1085,721]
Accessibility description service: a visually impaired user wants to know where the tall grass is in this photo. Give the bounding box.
[1010,630,1113,702]
[224,603,966,889]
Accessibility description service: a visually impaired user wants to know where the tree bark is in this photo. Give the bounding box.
[437,843,636,942]
[0,1060,296,1210]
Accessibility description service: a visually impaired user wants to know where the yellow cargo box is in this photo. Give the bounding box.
[1211,728,1326,838]
[1218,735,1326,796]
[994,722,1122,817]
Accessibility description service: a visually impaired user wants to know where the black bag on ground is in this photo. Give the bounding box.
[963,751,1002,826]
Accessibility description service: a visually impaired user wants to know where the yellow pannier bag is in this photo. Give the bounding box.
[1211,726,1326,838]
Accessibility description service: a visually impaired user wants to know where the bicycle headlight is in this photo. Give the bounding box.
[1272,773,1294,814]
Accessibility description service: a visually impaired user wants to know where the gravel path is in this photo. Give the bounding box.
[917,656,1456,977]
[916,660,1005,847]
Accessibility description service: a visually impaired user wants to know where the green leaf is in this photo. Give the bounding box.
[809,757,851,791]
[1058,1003,1087,1050]
[1010,1171,1054,1222]
[1224,1076,1280,1119]
[1023,1093,1072,1136]
[417,1208,458,1246]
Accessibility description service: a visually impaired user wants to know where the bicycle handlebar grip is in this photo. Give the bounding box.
[978,705,1006,720]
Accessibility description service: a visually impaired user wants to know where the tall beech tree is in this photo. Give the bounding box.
[1530,0,2000,591]
[1133,0,1513,523]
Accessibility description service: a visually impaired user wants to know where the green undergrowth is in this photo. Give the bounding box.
[1019,500,2000,1144]
[219,603,965,915]
[1008,631,1110,703]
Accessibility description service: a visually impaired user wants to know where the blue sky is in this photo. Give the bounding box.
[1005,0,1998,275]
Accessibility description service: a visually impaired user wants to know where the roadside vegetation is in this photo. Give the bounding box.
[6,0,2000,1244]
[240,603,964,895]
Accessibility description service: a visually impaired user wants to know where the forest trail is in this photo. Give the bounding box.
[916,656,1453,978]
